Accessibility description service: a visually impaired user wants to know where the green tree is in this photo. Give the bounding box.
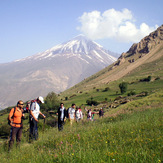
[119,82,128,94]
[41,92,60,112]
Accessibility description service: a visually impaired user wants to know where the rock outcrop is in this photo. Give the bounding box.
[125,25,163,57]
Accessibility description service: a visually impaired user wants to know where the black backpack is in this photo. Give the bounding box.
[7,107,16,126]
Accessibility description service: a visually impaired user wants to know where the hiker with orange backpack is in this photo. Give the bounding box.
[29,96,46,141]
[8,100,25,150]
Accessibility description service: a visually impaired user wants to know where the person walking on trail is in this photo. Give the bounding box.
[87,109,92,121]
[57,103,67,131]
[99,108,104,118]
[29,96,46,141]
[68,103,76,125]
[8,100,25,150]
[75,107,83,122]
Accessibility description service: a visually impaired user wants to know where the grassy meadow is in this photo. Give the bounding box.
[0,103,162,163]
[0,88,162,162]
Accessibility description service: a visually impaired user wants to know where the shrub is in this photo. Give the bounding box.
[41,92,60,112]
[140,76,152,82]
[119,82,128,94]
[144,91,149,96]
[0,124,10,139]
[128,91,136,96]
[65,97,68,100]
[86,99,99,106]
[155,77,160,80]
[103,87,110,92]
[46,118,58,127]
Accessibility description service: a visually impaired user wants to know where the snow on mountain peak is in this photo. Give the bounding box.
[14,35,117,63]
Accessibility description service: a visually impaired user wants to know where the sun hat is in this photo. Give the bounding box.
[38,96,44,103]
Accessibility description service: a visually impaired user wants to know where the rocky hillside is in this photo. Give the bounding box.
[62,25,163,95]
[127,24,162,55]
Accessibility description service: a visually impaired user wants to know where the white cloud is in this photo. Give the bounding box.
[77,8,158,43]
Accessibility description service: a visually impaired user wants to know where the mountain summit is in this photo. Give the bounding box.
[0,35,117,109]
[16,35,116,63]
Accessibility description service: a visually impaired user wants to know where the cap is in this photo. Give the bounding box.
[38,96,44,103]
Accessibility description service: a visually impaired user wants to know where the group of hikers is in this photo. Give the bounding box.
[8,96,104,150]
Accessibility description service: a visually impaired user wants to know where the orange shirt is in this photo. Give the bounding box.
[9,107,23,127]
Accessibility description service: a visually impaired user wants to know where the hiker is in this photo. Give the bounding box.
[87,109,92,121]
[8,100,25,150]
[68,103,76,125]
[23,102,30,113]
[99,108,104,118]
[29,96,46,141]
[75,107,83,122]
[91,111,98,121]
[57,103,67,131]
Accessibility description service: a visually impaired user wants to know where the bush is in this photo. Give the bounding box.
[103,87,110,92]
[0,124,10,139]
[86,99,99,106]
[119,82,128,94]
[140,76,152,82]
[41,92,60,112]
[46,118,58,127]
[155,77,160,80]
[128,91,136,96]
[144,91,149,96]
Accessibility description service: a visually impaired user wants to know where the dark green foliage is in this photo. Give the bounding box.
[119,82,128,94]
[128,90,136,96]
[0,124,10,139]
[140,76,152,82]
[155,77,160,80]
[143,91,149,96]
[46,118,58,127]
[65,97,68,100]
[86,99,99,106]
[41,92,60,112]
[103,87,110,92]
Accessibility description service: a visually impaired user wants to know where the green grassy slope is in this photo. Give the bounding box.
[59,54,163,108]
[0,97,162,162]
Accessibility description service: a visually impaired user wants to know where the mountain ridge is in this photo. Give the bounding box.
[0,35,117,109]
[62,25,163,95]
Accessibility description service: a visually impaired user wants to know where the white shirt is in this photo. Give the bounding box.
[30,102,40,119]
[76,110,83,119]
[68,107,75,119]
[60,107,65,121]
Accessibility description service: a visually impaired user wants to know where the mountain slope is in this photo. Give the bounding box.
[62,25,163,95]
[0,35,116,109]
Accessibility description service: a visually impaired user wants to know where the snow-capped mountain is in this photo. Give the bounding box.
[15,35,116,63]
[0,35,117,109]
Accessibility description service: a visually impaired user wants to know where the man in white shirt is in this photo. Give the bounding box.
[68,103,76,125]
[29,96,46,141]
[75,107,83,122]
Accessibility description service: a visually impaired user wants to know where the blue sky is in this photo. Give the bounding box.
[0,0,162,63]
